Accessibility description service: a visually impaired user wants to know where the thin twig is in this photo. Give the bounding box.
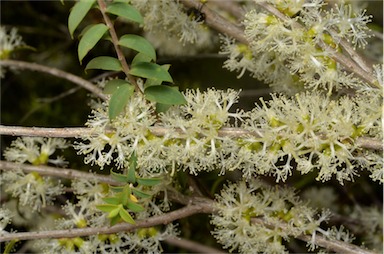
[0,203,216,242]
[179,0,248,44]
[296,233,377,254]
[208,0,246,24]
[97,0,140,92]
[0,125,382,151]
[0,160,120,186]
[0,60,107,100]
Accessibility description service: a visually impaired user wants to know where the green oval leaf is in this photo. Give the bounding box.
[119,35,156,61]
[121,185,131,206]
[104,79,131,94]
[102,197,120,205]
[144,86,186,105]
[111,170,129,183]
[131,188,152,199]
[85,56,122,71]
[127,152,137,183]
[106,2,143,25]
[130,62,173,83]
[145,64,171,88]
[119,208,135,224]
[96,204,119,213]
[108,206,121,218]
[132,52,152,66]
[126,201,145,212]
[137,177,162,186]
[78,23,108,63]
[68,0,96,38]
[108,83,135,120]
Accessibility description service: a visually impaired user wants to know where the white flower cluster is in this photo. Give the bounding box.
[0,26,24,59]
[241,91,382,183]
[0,169,64,212]
[76,89,382,184]
[4,137,68,166]
[211,180,331,253]
[221,1,377,94]
[1,137,68,212]
[76,89,243,176]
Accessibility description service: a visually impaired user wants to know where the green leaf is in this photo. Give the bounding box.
[119,208,135,224]
[104,79,131,94]
[126,201,145,212]
[110,215,121,226]
[137,177,162,186]
[85,56,122,71]
[130,62,173,83]
[119,35,156,61]
[131,188,152,199]
[108,206,121,218]
[68,0,96,38]
[127,152,137,183]
[106,2,143,25]
[102,197,121,205]
[144,86,186,105]
[145,65,171,88]
[155,103,172,113]
[96,204,119,212]
[78,23,108,63]
[132,52,152,66]
[121,185,131,206]
[108,83,134,120]
[111,170,129,183]
[110,186,124,192]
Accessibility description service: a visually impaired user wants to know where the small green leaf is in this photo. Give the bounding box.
[110,214,121,226]
[155,103,172,113]
[126,201,145,212]
[121,185,131,206]
[111,170,129,183]
[110,186,124,192]
[108,206,121,218]
[131,188,152,199]
[130,62,173,82]
[104,79,131,94]
[102,197,121,205]
[106,2,143,25]
[78,23,108,63]
[68,0,96,38]
[127,152,137,183]
[96,204,119,212]
[132,52,152,66]
[119,35,156,61]
[145,65,171,88]
[137,177,162,186]
[108,83,135,120]
[119,208,135,224]
[144,86,186,105]
[85,56,122,71]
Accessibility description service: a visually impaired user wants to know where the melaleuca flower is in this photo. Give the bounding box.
[239,91,382,183]
[1,169,64,212]
[0,26,24,60]
[211,179,331,253]
[4,137,68,166]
